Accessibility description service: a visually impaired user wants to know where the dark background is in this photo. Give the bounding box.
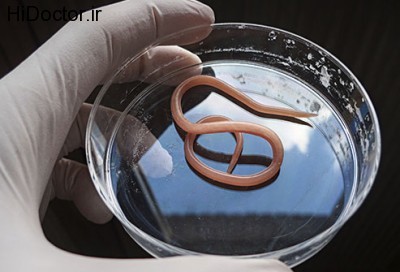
[1,0,399,271]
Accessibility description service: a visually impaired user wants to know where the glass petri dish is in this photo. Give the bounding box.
[86,23,381,267]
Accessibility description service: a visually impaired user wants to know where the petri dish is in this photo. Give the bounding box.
[86,23,381,267]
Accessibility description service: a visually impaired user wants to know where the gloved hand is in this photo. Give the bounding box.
[0,0,292,271]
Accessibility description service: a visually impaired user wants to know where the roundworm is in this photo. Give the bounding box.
[171,75,316,187]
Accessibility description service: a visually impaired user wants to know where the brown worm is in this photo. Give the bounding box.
[171,75,316,187]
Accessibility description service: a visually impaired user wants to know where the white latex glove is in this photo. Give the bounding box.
[0,0,292,271]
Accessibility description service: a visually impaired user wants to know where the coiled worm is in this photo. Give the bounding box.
[171,75,316,187]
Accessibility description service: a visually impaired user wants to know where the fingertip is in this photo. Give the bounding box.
[114,45,202,84]
[229,258,293,272]
[263,259,293,271]
[238,258,293,272]
[187,0,215,25]
[163,256,293,272]
[85,202,113,224]
[52,159,113,224]
[73,166,113,224]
